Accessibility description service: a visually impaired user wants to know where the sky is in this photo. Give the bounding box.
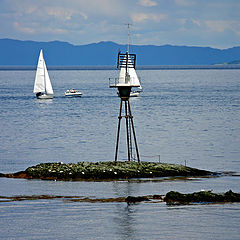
[0,0,239,49]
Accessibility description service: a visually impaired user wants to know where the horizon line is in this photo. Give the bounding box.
[0,64,240,71]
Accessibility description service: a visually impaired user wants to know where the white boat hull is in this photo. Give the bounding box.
[64,92,82,97]
[130,91,140,97]
[64,89,82,97]
[37,94,54,99]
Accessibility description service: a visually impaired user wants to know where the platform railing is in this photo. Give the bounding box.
[109,77,140,88]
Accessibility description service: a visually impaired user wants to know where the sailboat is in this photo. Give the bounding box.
[33,49,54,99]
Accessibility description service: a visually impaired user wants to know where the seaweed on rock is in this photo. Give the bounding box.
[1,161,213,181]
[164,190,240,204]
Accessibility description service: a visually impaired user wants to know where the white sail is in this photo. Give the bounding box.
[33,49,45,93]
[33,49,54,95]
[43,60,54,95]
[118,55,141,87]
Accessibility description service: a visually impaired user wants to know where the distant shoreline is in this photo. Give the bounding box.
[0,65,240,71]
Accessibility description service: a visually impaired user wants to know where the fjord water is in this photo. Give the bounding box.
[0,69,240,239]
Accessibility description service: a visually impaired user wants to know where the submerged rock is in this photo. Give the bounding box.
[125,196,150,203]
[1,161,213,181]
[164,190,240,204]
[2,191,238,205]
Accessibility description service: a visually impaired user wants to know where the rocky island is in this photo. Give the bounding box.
[0,161,213,181]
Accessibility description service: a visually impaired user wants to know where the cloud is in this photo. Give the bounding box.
[46,7,88,21]
[0,0,240,48]
[192,19,201,27]
[46,7,73,20]
[13,22,35,34]
[205,20,240,36]
[13,20,68,35]
[206,20,225,32]
[131,13,166,23]
[64,0,125,17]
[177,18,201,30]
[205,20,233,33]
[138,0,157,7]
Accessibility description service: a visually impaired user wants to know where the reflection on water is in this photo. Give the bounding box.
[114,204,136,240]
[36,98,53,105]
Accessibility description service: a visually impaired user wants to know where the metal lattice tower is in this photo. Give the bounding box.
[109,51,140,163]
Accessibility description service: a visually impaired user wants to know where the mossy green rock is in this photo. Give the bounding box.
[164,190,240,204]
[21,161,212,180]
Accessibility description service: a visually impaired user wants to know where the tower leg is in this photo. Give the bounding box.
[115,99,123,161]
[114,98,140,163]
[128,114,133,159]
[125,100,131,161]
[127,100,140,163]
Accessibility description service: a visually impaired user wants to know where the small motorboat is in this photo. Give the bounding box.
[64,89,82,97]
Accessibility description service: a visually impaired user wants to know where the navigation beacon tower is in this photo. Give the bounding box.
[109,51,141,163]
[109,26,141,163]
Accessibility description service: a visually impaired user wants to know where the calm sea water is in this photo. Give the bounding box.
[0,69,240,239]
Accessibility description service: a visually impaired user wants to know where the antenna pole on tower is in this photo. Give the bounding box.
[125,23,132,53]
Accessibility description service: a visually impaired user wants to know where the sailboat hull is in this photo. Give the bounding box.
[117,91,140,97]
[36,94,54,99]
[130,91,141,97]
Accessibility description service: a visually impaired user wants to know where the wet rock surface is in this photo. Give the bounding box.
[164,190,240,204]
[0,161,213,180]
[1,191,239,205]
[125,196,150,203]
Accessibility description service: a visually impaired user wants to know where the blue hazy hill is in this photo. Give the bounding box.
[0,38,240,66]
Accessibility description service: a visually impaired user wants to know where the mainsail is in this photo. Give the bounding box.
[33,49,53,95]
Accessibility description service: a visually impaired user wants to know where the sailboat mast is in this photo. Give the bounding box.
[43,59,46,93]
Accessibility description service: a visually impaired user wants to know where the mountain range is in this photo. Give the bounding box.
[0,38,240,66]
